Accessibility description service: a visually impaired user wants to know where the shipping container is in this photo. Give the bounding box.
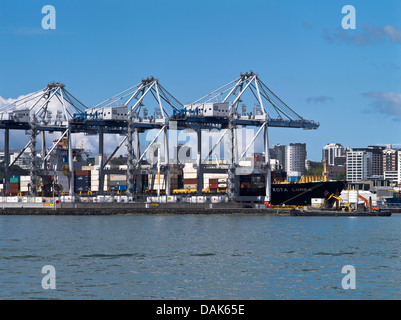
[74,182,90,188]
[184,184,197,189]
[75,175,90,182]
[183,178,197,184]
[183,173,197,179]
[74,170,91,176]
[110,174,126,181]
[74,186,90,192]
[288,176,300,182]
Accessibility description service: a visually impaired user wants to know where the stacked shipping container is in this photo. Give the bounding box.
[9,176,20,194]
[74,170,91,192]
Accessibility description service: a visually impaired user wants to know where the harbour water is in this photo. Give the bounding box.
[1,214,400,300]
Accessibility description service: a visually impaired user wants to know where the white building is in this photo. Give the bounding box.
[346,150,372,182]
[397,151,401,185]
[286,143,306,178]
[322,143,345,166]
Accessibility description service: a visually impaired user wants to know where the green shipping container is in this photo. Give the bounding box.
[10,177,20,183]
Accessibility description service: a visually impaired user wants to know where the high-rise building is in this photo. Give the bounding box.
[346,149,372,182]
[398,151,401,185]
[322,143,345,166]
[367,146,385,176]
[286,143,306,177]
[270,144,286,170]
[382,145,398,172]
[352,146,385,177]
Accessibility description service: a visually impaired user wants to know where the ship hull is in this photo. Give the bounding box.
[239,181,347,206]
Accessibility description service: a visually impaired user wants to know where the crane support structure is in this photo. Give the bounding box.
[0,72,319,202]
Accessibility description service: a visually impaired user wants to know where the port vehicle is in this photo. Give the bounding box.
[358,194,379,211]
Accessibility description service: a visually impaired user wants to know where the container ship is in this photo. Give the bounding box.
[239,163,347,206]
[239,175,347,206]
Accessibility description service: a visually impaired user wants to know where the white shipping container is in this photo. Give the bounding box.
[311,198,324,204]
[110,174,127,181]
[211,196,222,203]
[238,160,252,167]
[183,173,197,179]
[167,196,177,203]
[60,195,73,202]
[81,166,93,171]
[6,196,19,202]
[104,195,114,203]
[20,176,31,181]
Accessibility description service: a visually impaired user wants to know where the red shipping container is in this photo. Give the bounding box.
[209,179,218,184]
[183,178,197,184]
[74,170,91,176]
[209,184,218,189]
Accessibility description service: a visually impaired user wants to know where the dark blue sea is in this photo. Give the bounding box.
[1,214,400,300]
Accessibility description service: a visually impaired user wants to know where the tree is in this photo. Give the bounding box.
[0,162,29,181]
[305,161,323,176]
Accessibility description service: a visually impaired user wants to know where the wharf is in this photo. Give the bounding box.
[0,202,392,216]
[0,205,289,216]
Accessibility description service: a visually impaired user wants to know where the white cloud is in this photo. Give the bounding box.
[363,91,401,120]
[323,23,401,46]
[305,96,334,104]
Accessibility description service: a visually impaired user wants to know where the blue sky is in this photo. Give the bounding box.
[0,0,400,160]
